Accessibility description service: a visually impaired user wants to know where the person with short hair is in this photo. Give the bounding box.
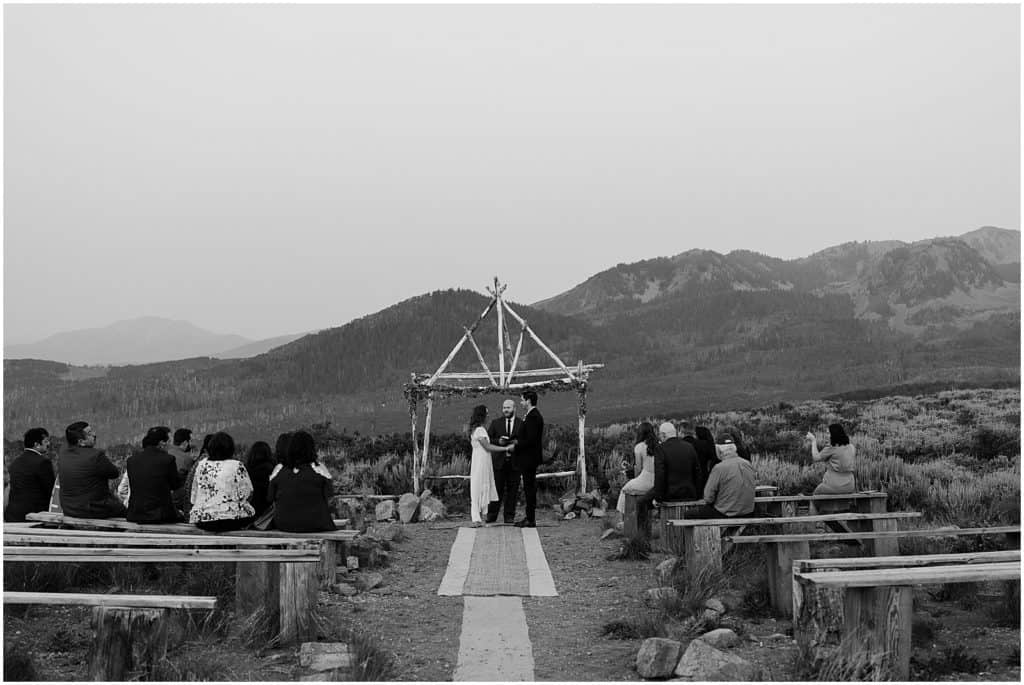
[509,390,544,528]
[126,426,182,523]
[189,432,255,531]
[168,428,195,512]
[5,427,55,522]
[268,431,335,532]
[486,399,522,524]
[58,421,126,518]
[806,424,856,495]
[653,421,703,503]
[688,432,756,519]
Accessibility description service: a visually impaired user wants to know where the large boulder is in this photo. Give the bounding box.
[673,638,764,681]
[418,491,447,522]
[398,493,420,523]
[635,638,683,679]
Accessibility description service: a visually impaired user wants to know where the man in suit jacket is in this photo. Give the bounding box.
[58,421,127,518]
[486,399,522,524]
[4,427,55,522]
[654,422,703,503]
[511,390,544,528]
[127,426,183,523]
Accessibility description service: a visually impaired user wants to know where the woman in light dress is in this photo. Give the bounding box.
[616,421,659,514]
[468,404,513,526]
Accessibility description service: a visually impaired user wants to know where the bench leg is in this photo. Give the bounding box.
[623,494,650,539]
[854,499,898,556]
[88,606,169,681]
[842,585,912,680]
[320,540,345,589]
[279,561,319,644]
[794,576,846,675]
[766,541,810,618]
[236,561,280,620]
[683,526,721,579]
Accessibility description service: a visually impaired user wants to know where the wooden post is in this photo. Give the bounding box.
[501,302,576,380]
[683,525,722,578]
[842,585,913,680]
[496,279,506,386]
[860,497,898,556]
[426,298,496,385]
[793,572,846,672]
[409,394,420,495]
[88,606,169,681]
[236,561,280,618]
[766,541,810,617]
[278,561,319,644]
[465,330,497,385]
[623,494,650,538]
[507,325,526,381]
[577,381,587,496]
[422,396,434,492]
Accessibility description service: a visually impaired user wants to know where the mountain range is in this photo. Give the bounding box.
[3,226,1019,442]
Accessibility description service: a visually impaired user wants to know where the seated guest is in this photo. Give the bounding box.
[189,432,255,531]
[181,433,214,517]
[274,432,293,466]
[168,428,195,512]
[269,430,336,533]
[616,422,659,515]
[245,440,277,517]
[688,433,755,519]
[126,426,182,523]
[653,422,703,503]
[5,427,55,522]
[693,425,719,484]
[58,421,126,518]
[806,424,856,495]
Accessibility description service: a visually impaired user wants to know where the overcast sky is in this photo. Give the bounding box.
[4,4,1020,344]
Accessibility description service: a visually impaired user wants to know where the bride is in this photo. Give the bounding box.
[468,404,513,526]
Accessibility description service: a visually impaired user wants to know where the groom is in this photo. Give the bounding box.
[510,390,544,528]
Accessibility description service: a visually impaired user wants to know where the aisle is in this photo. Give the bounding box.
[438,525,558,681]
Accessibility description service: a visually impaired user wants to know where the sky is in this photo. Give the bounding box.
[3,4,1020,345]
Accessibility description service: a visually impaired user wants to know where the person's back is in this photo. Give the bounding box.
[5,448,55,522]
[693,427,719,482]
[270,464,335,532]
[167,445,194,512]
[655,436,702,502]
[702,442,755,518]
[59,445,124,518]
[127,445,181,523]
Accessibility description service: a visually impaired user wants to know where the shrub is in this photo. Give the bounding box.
[3,641,37,682]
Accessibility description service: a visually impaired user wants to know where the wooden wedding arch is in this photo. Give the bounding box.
[403,278,603,495]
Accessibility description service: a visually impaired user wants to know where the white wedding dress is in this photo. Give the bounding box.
[469,426,499,523]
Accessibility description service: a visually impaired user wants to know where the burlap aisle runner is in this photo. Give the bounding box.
[437,526,556,597]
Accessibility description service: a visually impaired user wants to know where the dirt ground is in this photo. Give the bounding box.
[5,508,1021,681]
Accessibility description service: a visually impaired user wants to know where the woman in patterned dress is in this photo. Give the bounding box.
[189,431,255,531]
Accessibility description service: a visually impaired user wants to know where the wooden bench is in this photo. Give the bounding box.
[5,591,217,680]
[727,524,1021,616]
[24,512,357,589]
[4,539,322,646]
[666,512,922,578]
[793,554,1021,679]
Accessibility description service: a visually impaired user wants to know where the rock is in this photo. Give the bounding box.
[701,609,721,627]
[579,511,590,520]
[698,628,739,649]
[397,493,420,523]
[636,637,683,679]
[345,556,359,570]
[577,500,594,513]
[674,638,764,681]
[356,572,384,592]
[590,507,606,518]
[564,512,577,520]
[642,587,680,606]
[704,598,726,615]
[375,500,396,522]
[418,493,447,522]
[298,642,352,672]
[365,522,402,542]
[600,528,621,540]
[656,557,679,584]
[347,537,385,568]
[331,583,358,597]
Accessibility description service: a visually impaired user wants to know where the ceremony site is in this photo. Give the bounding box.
[3,3,1021,683]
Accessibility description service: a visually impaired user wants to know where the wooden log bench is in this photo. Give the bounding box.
[24,511,357,589]
[727,524,1021,617]
[4,540,322,645]
[5,591,217,681]
[665,512,922,578]
[792,555,1021,680]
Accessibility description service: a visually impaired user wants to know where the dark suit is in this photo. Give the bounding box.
[511,407,544,524]
[654,437,703,502]
[487,415,522,522]
[4,449,56,522]
[58,446,126,518]
[126,446,183,523]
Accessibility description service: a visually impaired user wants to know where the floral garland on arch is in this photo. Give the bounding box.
[403,378,588,412]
